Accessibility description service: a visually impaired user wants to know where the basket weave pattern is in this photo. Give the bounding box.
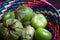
[0,0,60,40]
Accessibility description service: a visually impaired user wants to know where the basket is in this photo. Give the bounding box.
[0,0,60,40]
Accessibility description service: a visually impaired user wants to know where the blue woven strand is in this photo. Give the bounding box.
[21,0,27,2]
[5,0,10,3]
[0,7,5,12]
[2,2,9,7]
[7,6,13,12]
[0,12,2,14]
[0,0,21,13]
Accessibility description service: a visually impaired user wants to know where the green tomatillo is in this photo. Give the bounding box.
[2,12,15,22]
[31,14,47,29]
[15,6,34,25]
[35,28,52,40]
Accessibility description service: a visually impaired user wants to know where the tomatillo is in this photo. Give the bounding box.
[0,19,23,40]
[16,6,33,25]
[35,28,52,40]
[2,12,15,21]
[22,25,35,40]
[31,14,47,29]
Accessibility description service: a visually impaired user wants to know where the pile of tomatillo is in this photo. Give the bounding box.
[0,6,52,40]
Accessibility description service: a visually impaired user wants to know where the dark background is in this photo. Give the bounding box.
[47,0,60,9]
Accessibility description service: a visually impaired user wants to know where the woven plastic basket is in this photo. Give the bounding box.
[0,0,60,40]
